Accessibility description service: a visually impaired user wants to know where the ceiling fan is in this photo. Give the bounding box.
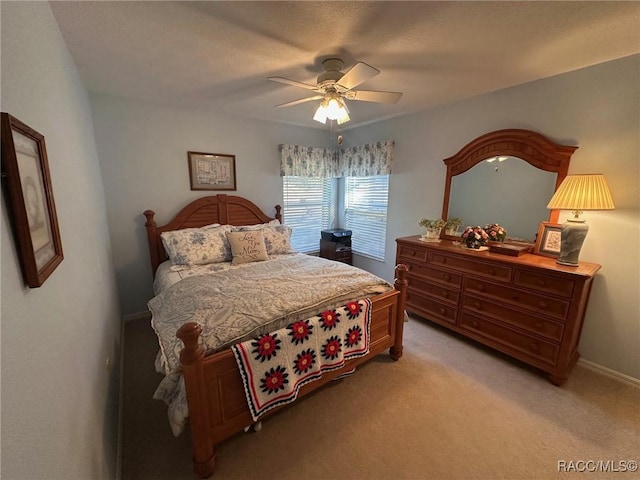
[268,58,402,125]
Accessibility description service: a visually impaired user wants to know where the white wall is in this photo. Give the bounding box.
[90,95,330,315]
[1,3,122,479]
[348,55,640,379]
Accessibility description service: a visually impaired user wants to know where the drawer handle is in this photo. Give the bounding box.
[538,301,548,309]
[439,307,446,315]
[410,251,416,256]
[477,284,485,292]
[441,257,447,264]
[530,341,540,352]
[534,322,543,330]
[443,274,451,281]
[488,268,496,275]
[442,291,449,299]
[537,279,546,286]
[511,295,520,301]
[474,301,482,310]
[471,320,479,328]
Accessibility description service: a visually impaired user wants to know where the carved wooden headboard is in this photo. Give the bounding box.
[143,194,282,275]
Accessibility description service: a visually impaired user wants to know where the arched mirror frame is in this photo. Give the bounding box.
[440,129,577,241]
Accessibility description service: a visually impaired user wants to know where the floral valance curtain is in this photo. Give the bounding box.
[279,140,394,178]
[279,144,339,177]
[339,140,394,177]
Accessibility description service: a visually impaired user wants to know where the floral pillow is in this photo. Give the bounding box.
[161,224,232,268]
[225,230,269,265]
[233,224,295,255]
[233,219,281,230]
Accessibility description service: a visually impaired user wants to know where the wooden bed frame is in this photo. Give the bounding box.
[144,194,407,478]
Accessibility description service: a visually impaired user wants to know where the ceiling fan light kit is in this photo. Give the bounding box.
[269,57,402,125]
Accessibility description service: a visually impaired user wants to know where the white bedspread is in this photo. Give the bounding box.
[148,253,393,435]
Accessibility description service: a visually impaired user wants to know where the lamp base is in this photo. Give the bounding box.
[556,219,589,267]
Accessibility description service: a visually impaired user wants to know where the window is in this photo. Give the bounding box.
[344,176,389,261]
[282,176,335,253]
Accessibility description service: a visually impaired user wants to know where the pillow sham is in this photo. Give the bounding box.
[161,224,232,268]
[225,230,269,265]
[233,219,281,230]
[233,224,295,255]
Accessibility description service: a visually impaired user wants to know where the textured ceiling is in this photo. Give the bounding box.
[50,1,640,130]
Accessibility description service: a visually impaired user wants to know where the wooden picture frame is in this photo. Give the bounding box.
[188,151,236,191]
[534,222,563,258]
[1,113,63,287]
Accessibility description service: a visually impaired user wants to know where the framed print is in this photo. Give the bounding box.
[534,222,563,258]
[188,151,236,191]
[1,113,63,287]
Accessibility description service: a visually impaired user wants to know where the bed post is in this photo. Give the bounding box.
[176,323,216,479]
[390,264,408,361]
[143,210,160,275]
[274,204,282,223]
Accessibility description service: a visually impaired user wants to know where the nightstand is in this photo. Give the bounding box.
[319,238,352,265]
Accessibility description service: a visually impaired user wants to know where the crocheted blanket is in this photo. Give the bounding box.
[231,298,372,421]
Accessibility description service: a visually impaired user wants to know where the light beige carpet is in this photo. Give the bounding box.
[122,316,639,480]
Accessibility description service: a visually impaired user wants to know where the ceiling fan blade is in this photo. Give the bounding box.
[275,95,324,108]
[336,62,380,91]
[344,90,402,104]
[268,76,318,90]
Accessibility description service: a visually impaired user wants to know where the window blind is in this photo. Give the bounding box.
[283,176,335,253]
[344,176,389,261]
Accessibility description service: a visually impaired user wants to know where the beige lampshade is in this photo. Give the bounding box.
[547,174,615,212]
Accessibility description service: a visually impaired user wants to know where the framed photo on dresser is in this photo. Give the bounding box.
[534,222,562,258]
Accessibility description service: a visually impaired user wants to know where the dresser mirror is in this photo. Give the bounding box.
[441,129,577,243]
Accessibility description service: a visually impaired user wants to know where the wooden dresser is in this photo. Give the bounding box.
[396,236,601,385]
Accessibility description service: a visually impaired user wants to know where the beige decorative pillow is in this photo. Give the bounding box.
[225,230,269,265]
[233,224,295,255]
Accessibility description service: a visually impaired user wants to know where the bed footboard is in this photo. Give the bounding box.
[177,264,407,478]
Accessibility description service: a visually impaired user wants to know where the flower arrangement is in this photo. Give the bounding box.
[445,217,464,234]
[419,218,445,230]
[484,223,507,242]
[461,225,489,249]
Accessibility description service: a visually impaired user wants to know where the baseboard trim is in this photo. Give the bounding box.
[123,310,151,322]
[577,358,640,388]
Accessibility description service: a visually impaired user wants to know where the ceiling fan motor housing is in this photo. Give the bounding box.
[316,58,345,88]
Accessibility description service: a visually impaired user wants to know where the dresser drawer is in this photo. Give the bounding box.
[430,252,512,283]
[405,263,462,289]
[406,290,457,325]
[397,244,429,263]
[459,313,560,366]
[408,277,459,305]
[464,278,569,321]
[461,294,565,342]
[514,269,575,298]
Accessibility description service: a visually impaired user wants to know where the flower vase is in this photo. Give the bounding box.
[421,227,440,242]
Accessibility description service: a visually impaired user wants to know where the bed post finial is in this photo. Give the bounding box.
[274,204,282,223]
[390,263,408,361]
[177,322,205,365]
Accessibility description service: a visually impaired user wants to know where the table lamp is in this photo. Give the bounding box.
[546,174,615,266]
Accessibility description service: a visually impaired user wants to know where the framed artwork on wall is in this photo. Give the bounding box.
[188,151,236,191]
[534,221,563,258]
[1,113,63,287]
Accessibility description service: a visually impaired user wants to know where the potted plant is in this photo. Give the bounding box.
[445,217,464,235]
[419,218,445,241]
